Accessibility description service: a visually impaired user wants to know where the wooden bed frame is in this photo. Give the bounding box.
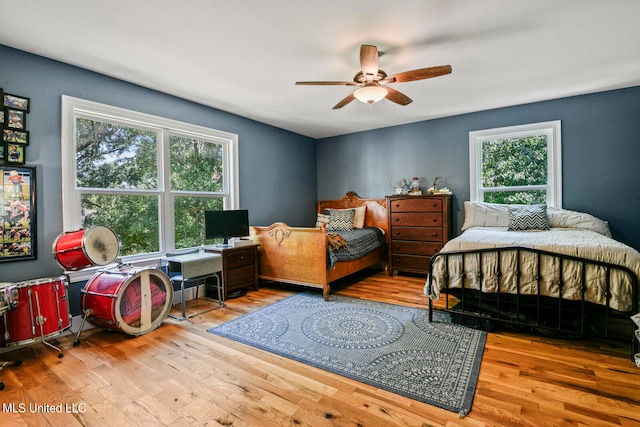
[250,192,388,300]
[427,246,639,360]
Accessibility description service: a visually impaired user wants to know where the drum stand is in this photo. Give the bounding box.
[72,308,93,346]
[31,289,64,359]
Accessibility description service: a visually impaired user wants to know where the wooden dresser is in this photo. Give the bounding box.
[386,194,452,276]
[205,244,259,299]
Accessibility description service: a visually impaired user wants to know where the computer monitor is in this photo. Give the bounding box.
[204,209,249,247]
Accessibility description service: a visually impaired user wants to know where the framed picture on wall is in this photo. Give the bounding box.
[5,144,25,165]
[3,93,30,112]
[1,166,37,262]
[5,109,26,130]
[3,128,29,145]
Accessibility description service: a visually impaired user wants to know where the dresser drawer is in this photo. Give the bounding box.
[389,198,442,213]
[389,254,430,272]
[390,241,443,256]
[391,226,444,242]
[391,213,442,227]
[226,248,255,268]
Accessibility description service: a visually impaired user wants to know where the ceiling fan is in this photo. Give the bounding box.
[296,44,452,109]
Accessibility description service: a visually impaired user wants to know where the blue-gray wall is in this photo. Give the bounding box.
[2,43,640,287]
[0,45,317,283]
[318,86,640,251]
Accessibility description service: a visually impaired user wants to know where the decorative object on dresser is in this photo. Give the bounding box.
[205,244,259,299]
[387,194,452,276]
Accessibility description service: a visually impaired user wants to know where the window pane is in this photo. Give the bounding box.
[483,190,546,204]
[170,135,223,192]
[81,194,159,256]
[481,136,547,188]
[174,196,224,248]
[76,118,158,190]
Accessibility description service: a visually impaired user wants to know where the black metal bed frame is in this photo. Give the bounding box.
[427,246,639,361]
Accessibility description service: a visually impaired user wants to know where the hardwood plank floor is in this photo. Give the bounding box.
[1,268,639,426]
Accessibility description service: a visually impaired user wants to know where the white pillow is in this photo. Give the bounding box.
[461,201,510,230]
[547,207,611,237]
[462,201,612,237]
[315,213,330,228]
[325,206,366,229]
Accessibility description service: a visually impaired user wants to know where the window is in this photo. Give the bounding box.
[469,121,562,207]
[62,96,238,265]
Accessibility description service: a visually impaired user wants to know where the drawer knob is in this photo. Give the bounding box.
[395,217,400,222]
[433,232,439,237]
[432,218,437,222]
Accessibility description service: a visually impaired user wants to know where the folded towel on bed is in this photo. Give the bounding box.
[327,232,348,250]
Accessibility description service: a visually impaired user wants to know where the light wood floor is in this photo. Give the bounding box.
[1,269,639,426]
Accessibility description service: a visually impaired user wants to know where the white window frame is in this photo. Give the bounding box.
[469,120,562,208]
[61,96,239,273]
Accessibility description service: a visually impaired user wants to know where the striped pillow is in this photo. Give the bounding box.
[508,204,549,231]
[327,209,355,231]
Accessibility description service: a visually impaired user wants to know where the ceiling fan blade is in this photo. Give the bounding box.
[296,81,358,86]
[385,87,413,106]
[360,45,379,82]
[333,93,356,109]
[383,65,452,84]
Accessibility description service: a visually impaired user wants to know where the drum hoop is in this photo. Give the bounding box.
[10,276,68,289]
[4,329,69,347]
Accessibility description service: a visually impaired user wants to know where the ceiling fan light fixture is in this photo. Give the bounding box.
[354,84,388,104]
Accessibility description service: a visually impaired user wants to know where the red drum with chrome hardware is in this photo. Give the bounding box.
[53,225,120,270]
[81,267,172,336]
[0,277,71,346]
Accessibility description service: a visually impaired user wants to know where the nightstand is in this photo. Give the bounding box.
[205,244,259,299]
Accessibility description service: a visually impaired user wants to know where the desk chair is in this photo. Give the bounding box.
[160,249,224,320]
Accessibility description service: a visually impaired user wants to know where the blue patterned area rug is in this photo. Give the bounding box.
[208,293,486,416]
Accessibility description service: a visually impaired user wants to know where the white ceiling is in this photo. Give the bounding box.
[1,0,639,139]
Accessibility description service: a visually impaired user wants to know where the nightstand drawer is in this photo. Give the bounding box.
[391,227,444,242]
[226,248,255,268]
[227,264,256,286]
[391,213,442,227]
[390,241,443,256]
[390,198,442,213]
